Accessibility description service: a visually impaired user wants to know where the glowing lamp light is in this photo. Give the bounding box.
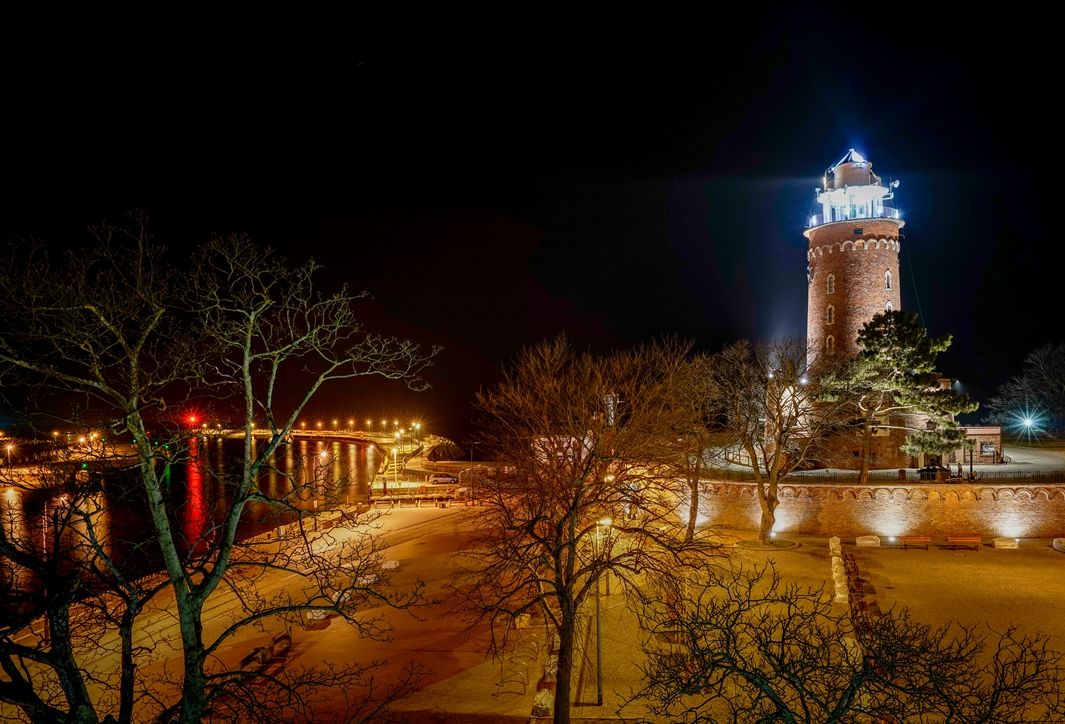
[598,517,613,528]
[187,414,199,426]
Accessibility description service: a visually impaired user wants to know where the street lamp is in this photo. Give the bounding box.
[347,418,354,430]
[4,443,13,466]
[393,431,402,489]
[594,517,613,706]
[412,421,421,442]
[332,419,339,432]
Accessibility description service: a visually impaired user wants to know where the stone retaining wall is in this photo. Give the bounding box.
[700,479,1065,539]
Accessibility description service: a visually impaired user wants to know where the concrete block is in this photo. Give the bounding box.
[532,689,554,717]
[382,560,400,570]
[1053,538,1065,553]
[855,535,880,547]
[993,537,1019,549]
[543,654,558,681]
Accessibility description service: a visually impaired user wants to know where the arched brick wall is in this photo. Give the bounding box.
[699,480,1065,539]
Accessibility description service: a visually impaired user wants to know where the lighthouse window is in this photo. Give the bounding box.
[825,305,835,325]
[884,271,892,290]
[826,274,835,294]
[826,335,835,354]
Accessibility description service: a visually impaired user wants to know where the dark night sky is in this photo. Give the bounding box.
[4,10,1057,441]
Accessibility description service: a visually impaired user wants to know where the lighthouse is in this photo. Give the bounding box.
[804,150,903,358]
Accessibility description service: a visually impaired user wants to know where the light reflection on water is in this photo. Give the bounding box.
[0,436,382,588]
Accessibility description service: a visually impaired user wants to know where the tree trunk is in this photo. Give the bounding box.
[48,605,98,724]
[757,479,778,544]
[553,611,577,724]
[177,611,208,723]
[117,605,137,724]
[686,479,699,543]
[858,423,872,485]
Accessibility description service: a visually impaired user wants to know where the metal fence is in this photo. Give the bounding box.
[703,468,1065,485]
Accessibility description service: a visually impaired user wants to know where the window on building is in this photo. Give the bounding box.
[884,270,892,290]
[825,305,835,325]
[826,274,835,294]
[826,335,835,354]
[885,300,893,312]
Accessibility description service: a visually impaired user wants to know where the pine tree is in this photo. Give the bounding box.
[824,311,977,482]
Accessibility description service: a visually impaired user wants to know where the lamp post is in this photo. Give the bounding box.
[595,517,612,706]
[393,431,402,488]
[966,438,976,480]
[412,422,421,443]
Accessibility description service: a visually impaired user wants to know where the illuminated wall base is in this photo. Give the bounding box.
[697,480,1065,539]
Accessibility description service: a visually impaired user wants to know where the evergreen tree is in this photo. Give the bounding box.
[824,311,976,482]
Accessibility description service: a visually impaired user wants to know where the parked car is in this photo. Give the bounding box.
[427,473,458,485]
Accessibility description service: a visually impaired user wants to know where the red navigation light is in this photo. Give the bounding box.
[186,413,199,426]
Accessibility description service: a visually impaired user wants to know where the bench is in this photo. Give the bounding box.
[239,646,270,672]
[946,536,981,550]
[270,630,292,659]
[899,535,931,550]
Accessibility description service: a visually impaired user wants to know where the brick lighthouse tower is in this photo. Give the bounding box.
[805,149,903,358]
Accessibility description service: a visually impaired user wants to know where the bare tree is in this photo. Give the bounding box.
[456,338,716,724]
[707,339,844,543]
[634,560,1065,723]
[648,346,720,543]
[0,220,437,722]
[983,342,1065,433]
